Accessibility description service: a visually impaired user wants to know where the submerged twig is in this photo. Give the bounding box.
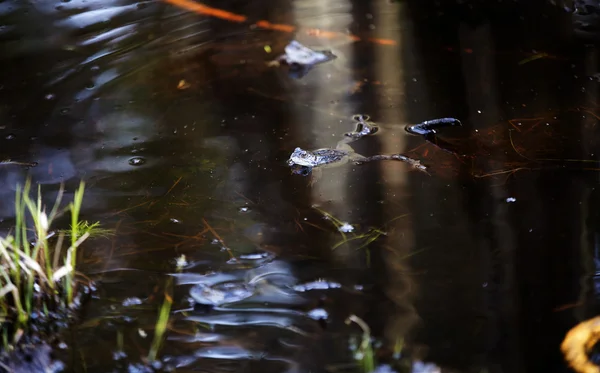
[202,218,235,260]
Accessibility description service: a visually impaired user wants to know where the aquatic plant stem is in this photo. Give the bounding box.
[13,186,23,303]
[346,315,375,373]
[67,181,85,306]
[148,279,173,362]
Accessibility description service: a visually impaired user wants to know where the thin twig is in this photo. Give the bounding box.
[202,218,235,260]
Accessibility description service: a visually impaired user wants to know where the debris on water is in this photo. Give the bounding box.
[122,297,143,307]
[268,40,337,78]
[278,40,336,66]
[307,308,329,320]
[128,156,146,166]
[405,117,462,136]
[338,222,354,233]
[561,316,600,373]
[264,45,272,53]
[177,79,190,90]
[175,255,188,269]
[293,279,342,292]
[239,252,270,260]
[211,238,220,245]
[0,160,38,167]
[506,197,516,203]
[138,329,147,338]
[190,281,255,306]
[169,218,181,223]
[239,206,250,213]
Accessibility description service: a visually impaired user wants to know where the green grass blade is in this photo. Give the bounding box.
[148,287,172,362]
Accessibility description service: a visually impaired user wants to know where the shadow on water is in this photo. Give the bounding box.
[2,0,600,372]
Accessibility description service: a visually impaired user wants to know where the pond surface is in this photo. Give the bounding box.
[1,0,600,372]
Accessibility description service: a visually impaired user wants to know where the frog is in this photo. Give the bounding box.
[267,40,337,79]
[287,114,428,182]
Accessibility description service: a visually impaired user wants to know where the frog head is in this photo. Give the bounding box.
[287,147,319,167]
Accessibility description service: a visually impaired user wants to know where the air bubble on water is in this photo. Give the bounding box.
[239,206,250,213]
[5,134,15,140]
[128,156,146,166]
[59,108,70,115]
[45,93,55,100]
[211,239,219,245]
[169,218,181,224]
[506,197,516,203]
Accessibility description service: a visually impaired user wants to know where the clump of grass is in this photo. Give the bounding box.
[313,207,387,267]
[0,179,92,346]
[61,220,114,240]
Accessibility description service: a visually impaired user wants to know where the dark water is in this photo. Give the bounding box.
[1,0,600,372]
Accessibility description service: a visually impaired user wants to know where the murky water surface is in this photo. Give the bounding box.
[2,0,600,372]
